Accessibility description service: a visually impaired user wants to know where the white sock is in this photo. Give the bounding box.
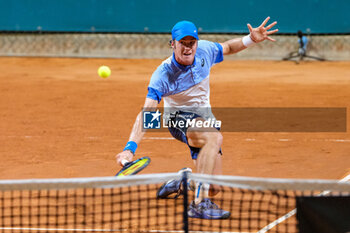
[194,182,210,204]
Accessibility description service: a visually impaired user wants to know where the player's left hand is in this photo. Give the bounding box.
[247,16,278,43]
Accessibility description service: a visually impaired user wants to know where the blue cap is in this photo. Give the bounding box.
[171,21,199,41]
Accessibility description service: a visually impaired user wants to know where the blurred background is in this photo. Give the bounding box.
[1,0,349,60]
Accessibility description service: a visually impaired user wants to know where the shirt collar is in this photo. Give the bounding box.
[172,53,197,71]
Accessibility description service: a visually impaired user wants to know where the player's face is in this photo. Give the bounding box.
[173,36,198,66]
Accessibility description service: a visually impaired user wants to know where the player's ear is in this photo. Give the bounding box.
[169,40,175,48]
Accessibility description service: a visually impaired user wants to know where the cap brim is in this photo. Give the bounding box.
[175,33,198,41]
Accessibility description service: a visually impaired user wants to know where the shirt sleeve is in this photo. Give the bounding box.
[147,66,167,103]
[146,87,163,103]
[198,40,224,66]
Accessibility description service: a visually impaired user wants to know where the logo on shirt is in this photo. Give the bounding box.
[143,110,161,129]
[201,58,205,67]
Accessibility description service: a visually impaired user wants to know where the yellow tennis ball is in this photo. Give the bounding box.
[98,66,111,78]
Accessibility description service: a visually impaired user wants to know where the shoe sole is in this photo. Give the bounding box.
[188,210,231,220]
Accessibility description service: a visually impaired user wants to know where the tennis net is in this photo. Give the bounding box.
[0,173,349,233]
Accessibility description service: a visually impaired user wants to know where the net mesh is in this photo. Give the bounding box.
[188,174,350,233]
[0,173,349,233]
[0,188,184,233]
[0,174,184,233]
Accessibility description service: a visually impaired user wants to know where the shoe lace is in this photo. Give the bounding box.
[200,199,219,210]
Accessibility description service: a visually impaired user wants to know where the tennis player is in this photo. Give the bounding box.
[297,30,308,56]
[116,17,278,219]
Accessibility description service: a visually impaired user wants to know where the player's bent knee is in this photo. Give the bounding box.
[208,131,223,148]
[187,131,208,148]
[187,130,223,149]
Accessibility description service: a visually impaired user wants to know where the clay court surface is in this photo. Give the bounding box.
[0,57,349,180]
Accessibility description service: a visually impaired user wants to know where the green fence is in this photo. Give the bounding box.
[1,0,349,33]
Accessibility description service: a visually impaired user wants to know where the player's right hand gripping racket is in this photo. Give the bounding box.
[115,156,151,177]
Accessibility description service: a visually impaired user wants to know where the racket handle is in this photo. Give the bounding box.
[121,159,129,166]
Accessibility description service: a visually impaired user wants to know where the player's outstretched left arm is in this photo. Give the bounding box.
[220,16,278,55]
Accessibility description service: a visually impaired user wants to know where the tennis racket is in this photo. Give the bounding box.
[115,156,151,177]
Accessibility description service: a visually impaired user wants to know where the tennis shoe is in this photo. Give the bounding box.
[156,167,192,199]
[188,198,230,219]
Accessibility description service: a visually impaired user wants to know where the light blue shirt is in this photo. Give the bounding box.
[147,40,223,103]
